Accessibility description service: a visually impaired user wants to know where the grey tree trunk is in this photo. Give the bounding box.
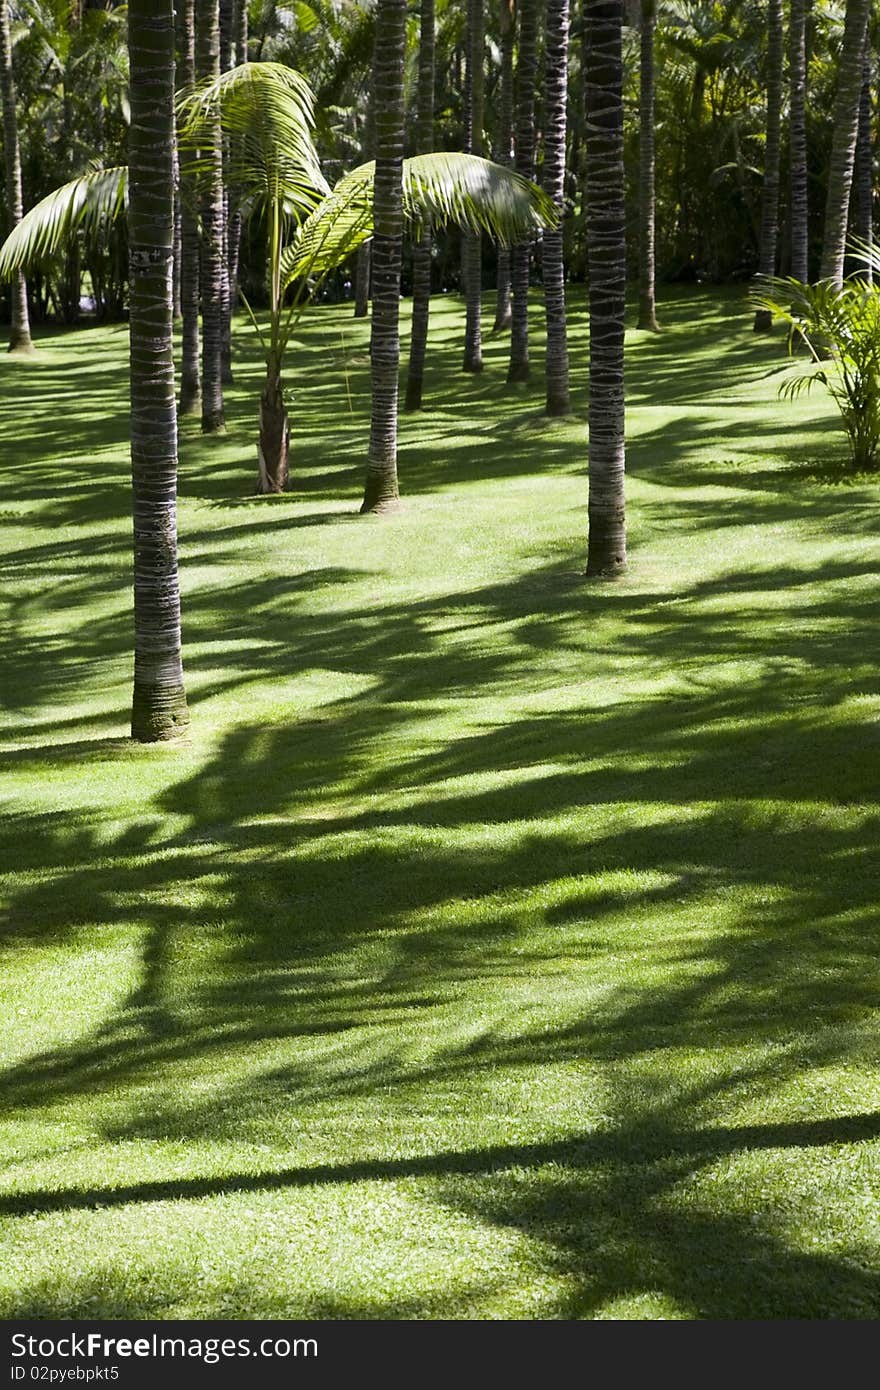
[128,0,190,741]
[851,55,873,282]
[789,0,809,284]
[585,0,626,577]
[462,0,484,372]
[361,0,407,513]
[0,0,33,354]
[494,0,515,331]
[225,0,248,361]
[354,241,371,317]
[637,0,659,331]
[177,0,201,415]
[405,0,435,411]
[218,0,234,385]
[508,0,540,382]
[753,0,784,330]
[196,0,227,431]
[543,0,570,413]
[819,0,871,286]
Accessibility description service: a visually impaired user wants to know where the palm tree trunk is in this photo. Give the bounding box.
[0,0,34,354]
[543,0,570,413]
[585,0,626,577]
[462,0,484,372]
[405,0,435,411]
[637,0,659,331]
[177,0,201,415]
[128,0,189,742]
[789,0,809,284]
[218,0,234,385]
[819,0,870,286]
[753,0,784,331]
[354,241,371,316]
[258,349,289,493]
[197,0,227,431]
[224,0,247,340]
[494,0,515,331]
[852,55,873,283]
[508,0,540,383]
[361,0,406,514]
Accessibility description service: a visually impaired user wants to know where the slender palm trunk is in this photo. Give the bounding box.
[0,0,33,354]
[753,0,784,330]
[819,0,870,286]
[354,242,371,316]
[637,0,659,331]
[257,202,289,493]
[405,0,435,411]
[852,55,873,283]
[508,0,540,382]
[462,0,484,372]
[543,0,570,413]
[789,0,809,284]
[177,0,201,414]
[218,0,234,385]
[225,0,247,357]
[585,0,626,577]
[494,0,515,331]
[128,0,189,741]
[196,0,226,431]
[361,0,406,514]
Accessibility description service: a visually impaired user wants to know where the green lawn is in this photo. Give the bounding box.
[1,286,879,1320]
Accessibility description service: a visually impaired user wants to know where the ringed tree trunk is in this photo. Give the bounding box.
[224,0,248,360]
[177,0,201,415]
[637,0,659,331]
[354,241,371,316]
[753,0,784,331]
[0,0,34,354]
[405,0,435,411]
[128,0,190,741]
[219,0,234,384]
[257,200,289,493]
[196,0,227,431]
[789,0,809,284]
[584,0,626,577]
[543,0,570,413]
[851,55,873,282]
[819,0,871,287]
[462,0,484,372]
[494,0,515,331]
[361,0,407,514]
[508,0,540,383]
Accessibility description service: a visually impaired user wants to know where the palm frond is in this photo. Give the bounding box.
[284,152,558,285]
[0,165,127,280]
[177,61,329,223]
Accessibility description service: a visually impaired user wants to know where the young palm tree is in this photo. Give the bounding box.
[128,0,189,741]
[753,0,784,332]
[637,0,659,332]
[0,0,34,354]
[789,0,809,284]
[462,0,485,373]
[508,0,540,383]
[494,0,515,332]
[361,0,407,512]
[820,0,871,287]
[543,0,570,413]
[405,0,435,412]
[196,0,227,431]
[177,0,201,414]
[584,0,626,576]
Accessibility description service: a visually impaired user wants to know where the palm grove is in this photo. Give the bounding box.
[0,0,877,742]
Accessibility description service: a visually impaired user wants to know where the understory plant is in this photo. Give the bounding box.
[753,270,880,472]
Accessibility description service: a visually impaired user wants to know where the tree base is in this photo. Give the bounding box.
[404,378,424,411]
[753,310,773,333]
[546,393,570,417]
[462,354,484,373]
[637,315,660,332]
[7,336,35,356]
[131,684,190,743]
[507,361,530,384]
[258,381,289,493]
[493,311,512,333]
[201,408,226,434]
[179,384,200,416]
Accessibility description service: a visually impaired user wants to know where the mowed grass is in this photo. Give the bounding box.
[1,285,879,1320]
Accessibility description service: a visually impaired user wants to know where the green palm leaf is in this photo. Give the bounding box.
[283,152,559,286]
[0,165,127,280]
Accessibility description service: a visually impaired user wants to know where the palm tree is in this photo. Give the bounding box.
[851,55,873,284]
[508,0,540,383]
[753,0,783,332]
[405,0,435,412]
[543,0,570,413]
[637,0,659,332]
[177,0,201,414]
[789,0,809,285]
[196,0,226,431]
[462,0,485,373]
[0,0,34,354]
[820,0,871,287]
[584,0,626,576]
[494,0,515,332]
[128,0,189,741]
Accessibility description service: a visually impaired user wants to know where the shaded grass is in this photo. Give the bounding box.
[1,286,879,1320]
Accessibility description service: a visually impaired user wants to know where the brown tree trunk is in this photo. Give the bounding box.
[494,0,515,331]
[196,0,227,431]
[508,0,541,383]
[258,354,289,493]
[543,0,570,413]
[405,0,435,411]
[637,0,659,330]
[462,0,484,372]
[753,0,784,330]
[0,0,33,354]
[789,0,809,284]
[819,0,871,286]
[176,0,201,414]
